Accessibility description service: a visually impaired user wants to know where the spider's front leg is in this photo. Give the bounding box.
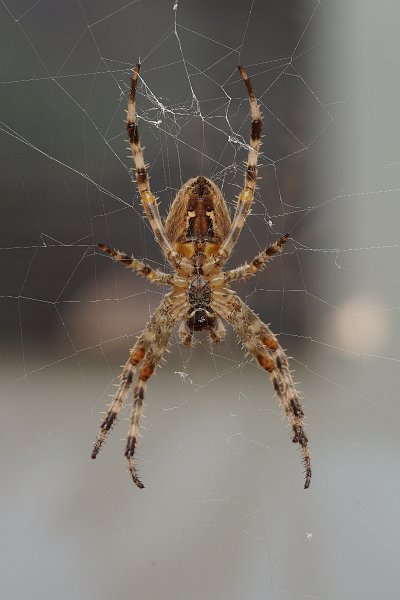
[203,66,262,276]
[126,64,193,277]
[213,291,311,489]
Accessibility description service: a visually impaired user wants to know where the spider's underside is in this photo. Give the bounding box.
[91,65,311,489]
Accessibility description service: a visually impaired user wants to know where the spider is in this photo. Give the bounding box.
[91,64,311,490]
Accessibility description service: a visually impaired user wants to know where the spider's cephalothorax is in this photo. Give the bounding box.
[92,65,311,491]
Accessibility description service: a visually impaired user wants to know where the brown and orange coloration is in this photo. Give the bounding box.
[91,64,311,491]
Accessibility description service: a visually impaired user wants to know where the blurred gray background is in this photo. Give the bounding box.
[1,1,400,599]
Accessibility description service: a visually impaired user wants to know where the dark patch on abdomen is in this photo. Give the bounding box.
[188,310,215,332]
[186,196,214,242]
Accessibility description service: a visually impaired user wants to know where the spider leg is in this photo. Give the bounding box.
[91,292,187,468]
[124,299,187,487]
[98,242,173,285]
[224,234,289,283]
[91,359,139,460]
[203,66,262,275]
[212,291,311,489]
[126,65,193,276]
[124,360,156,488]
[124,376,147,488]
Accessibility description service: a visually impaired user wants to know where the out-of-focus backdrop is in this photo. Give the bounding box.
[1,1,400,599]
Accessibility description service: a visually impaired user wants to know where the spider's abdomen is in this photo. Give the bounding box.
[188,310,215,332]
[164,176,231,259]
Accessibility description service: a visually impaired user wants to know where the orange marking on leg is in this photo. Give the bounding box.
[130,347,145,365]
[262,336,278,351]
[257,354,275,372]
[139,362,155,381]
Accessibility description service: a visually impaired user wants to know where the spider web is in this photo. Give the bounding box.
[1,1,400,599]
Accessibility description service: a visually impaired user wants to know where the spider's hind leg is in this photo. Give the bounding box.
[124,349,170,488]
[91,294,187,487]
[213,292,311,489]
[91,354,142,459]
[124,370,150,489]
[122,295,187,488]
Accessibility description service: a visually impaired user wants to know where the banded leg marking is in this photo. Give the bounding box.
[91,295,187,476]
[91,362,136,459]
[224,234,289,283]
[203,66,262,275]
[126,65,193,276]
[124,325,178,488]
[124,362,154,489]
[124,295,187,487]
[237,65,263,203]
[98,243,173,284]
[213,292,311,489]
